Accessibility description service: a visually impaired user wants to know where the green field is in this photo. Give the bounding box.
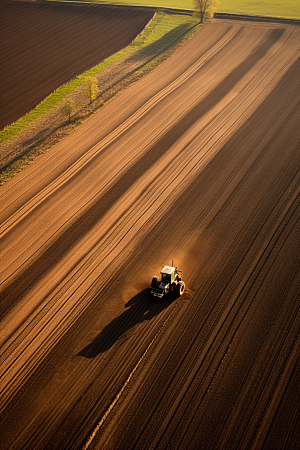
[219,0,300,19]
[72,0,299,19]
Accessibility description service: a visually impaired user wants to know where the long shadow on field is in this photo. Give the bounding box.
[129,21,198,64]
[79,289,173,357]
[97,21,198,98]
[0,27,284,319]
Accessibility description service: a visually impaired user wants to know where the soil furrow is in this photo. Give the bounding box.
[1,16,299,450]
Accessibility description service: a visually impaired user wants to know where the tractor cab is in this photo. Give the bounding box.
[161,266,176,284]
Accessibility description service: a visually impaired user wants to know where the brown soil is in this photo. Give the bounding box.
[0,0,154,130]
[0,17,300,450]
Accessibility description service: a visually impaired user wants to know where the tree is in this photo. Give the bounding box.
[61,99,76,122]
[84,76,98,104]
[193,0,219,23]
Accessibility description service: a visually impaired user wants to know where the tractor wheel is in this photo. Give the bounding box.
[151,276,159,288]
[176,281,185,297]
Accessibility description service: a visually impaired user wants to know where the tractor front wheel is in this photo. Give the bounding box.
[151,276,159,288]
[176,281,185,297]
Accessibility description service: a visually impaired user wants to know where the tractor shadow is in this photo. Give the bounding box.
[78,288,174,358]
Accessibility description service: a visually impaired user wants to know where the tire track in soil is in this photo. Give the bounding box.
[0,25,287,306]
[38,56,300,450]
[0,19,300,450]
[89,66,300,450]
[0,24,298,414]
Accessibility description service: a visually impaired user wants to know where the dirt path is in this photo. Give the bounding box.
[0,18,299,450]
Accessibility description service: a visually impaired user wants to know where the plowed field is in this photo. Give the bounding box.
[0,1,153,129]
[1,17,300,450]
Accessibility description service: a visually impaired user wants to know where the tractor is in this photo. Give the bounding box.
[150,263,185,298]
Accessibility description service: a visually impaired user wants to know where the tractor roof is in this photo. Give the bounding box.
[160,266,175,275]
